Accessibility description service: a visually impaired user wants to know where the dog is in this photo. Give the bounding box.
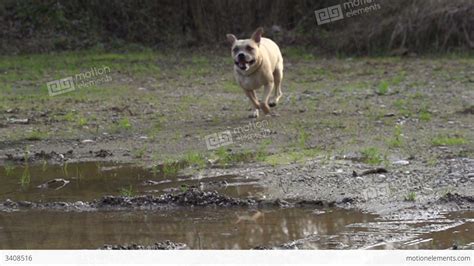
[226,27,283,118]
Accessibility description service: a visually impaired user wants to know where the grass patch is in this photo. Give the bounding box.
[110,117,133,133]
[404,191,416,202]
[297,129,309,149]
[132,146,147,158]
[177,56,212,79]
[25,130,48,141]
[418,104,432,122]
[419,110,432,121]
[61,111,76,122]
[213,147,255,166]
[76,116,88,127]
[161,160,180,176]
[284,47,315,60]
[62,161,70,177]
[376,80,389,95]
[361,147,384,165]
[19,166,31,187]
[338,81,370,92]
[393,99,412,117]
[222,80,241,93]
[255,139,272,162]
[183,151,206,169]
[147,116,167,139]
[431,136,466,146]
[4,163,15,176]
[207,140,272,166]
[118,117,132,130]
[119,185,135,197]
[294,125,310,149]
[376,72,405,95]
[390,71,406,85]
[387,125,403,148]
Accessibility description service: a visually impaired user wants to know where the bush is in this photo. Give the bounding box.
[1,0,472,55]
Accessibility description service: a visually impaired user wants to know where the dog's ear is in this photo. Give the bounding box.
[226,34,237,45]
[251,27,264,44]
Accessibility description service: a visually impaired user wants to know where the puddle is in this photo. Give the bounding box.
[0,207,375,249]
[0,207,471,249]
[368,212,474,250]
[0,162,264,202]
[0,162,473,249]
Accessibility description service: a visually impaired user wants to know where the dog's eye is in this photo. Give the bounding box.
[233,47,239,53]
[246,45,253,51]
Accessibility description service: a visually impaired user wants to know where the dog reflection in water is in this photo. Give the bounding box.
[235,211,263,224]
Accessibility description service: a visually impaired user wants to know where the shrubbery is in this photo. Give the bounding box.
[0,0,472,54]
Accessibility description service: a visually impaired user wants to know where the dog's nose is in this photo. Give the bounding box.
[237,53,245,60]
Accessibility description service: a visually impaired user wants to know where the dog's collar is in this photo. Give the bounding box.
[237,57,263,76]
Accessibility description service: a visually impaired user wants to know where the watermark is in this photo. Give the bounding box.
[406,255,471,262]
[362,183,391,201]
[205,120,271,150]
[315,5,344,25]
[205,131,233,150]
[315,0,382,25]
[46,66,112,96]
[46,77,75,96]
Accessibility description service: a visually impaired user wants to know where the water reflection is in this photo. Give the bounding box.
[0,208,375,249]
[0,162,263,202]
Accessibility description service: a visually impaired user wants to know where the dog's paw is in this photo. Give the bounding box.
[260,103,271,114]
[269,102,277,107]
[264,111,280,117]
[248,114,258,118]
[248,109,259,118]
[270,112,280,117]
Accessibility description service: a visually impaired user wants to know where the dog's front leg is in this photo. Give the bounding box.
[260,82,274,114]
[244,89,260,118]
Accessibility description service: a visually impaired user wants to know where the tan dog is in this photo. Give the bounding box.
[226,28,283,118]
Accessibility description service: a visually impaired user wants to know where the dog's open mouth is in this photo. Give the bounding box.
[235,59,256,71]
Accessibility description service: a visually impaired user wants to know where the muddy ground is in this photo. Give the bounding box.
[0,49,473,249]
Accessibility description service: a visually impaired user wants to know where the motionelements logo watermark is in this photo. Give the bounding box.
[205,120,272,150]
[46,66,112,96]
[315,0,381,25]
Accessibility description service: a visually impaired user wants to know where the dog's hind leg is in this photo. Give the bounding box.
[269,65,283,107]
[245,89,260,118]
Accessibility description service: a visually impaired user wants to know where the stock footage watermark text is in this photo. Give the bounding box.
[46,66,112,96]
[205,120,272,150]
[315,0,382,25]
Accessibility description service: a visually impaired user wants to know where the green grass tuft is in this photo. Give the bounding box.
[118,117,132,130]
[376,80,389,95]
[361,147,384,165]
[4,163,15,176]
[432,136,466,146]
[132,146,147,158]
[184,151,206,169]
[162,160,180,176]
[20,166,31,187]
[264,148,319,166]
[119,185,135,197]
[404,191,416,201]
[419,110,432,121]
[25,130,48,141]
[388,125,403,148]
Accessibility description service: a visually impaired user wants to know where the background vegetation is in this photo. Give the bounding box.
[1,0,473,55]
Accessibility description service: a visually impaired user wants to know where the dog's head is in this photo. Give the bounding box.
[226,28,263,72]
